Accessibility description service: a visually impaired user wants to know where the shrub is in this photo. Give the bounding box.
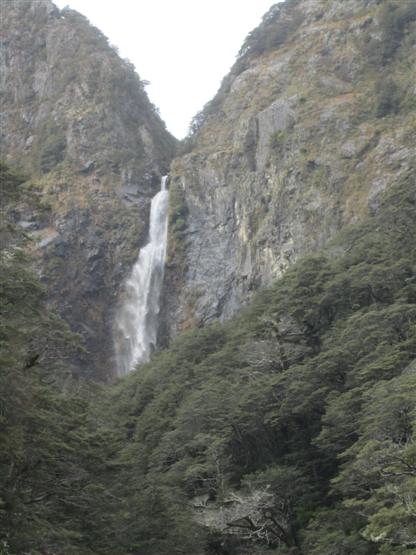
[36,119,67,173]
[374,78,402,117]
[379,1,416,63]
[39,134,66,172]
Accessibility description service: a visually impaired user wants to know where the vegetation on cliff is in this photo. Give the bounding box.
[0,0,177,378]
[190,0,416,136]
[95,174,415,555]
[1,0,415,553]
[1,163,415,554]
[168,0,416,340]
[0,163,90,551]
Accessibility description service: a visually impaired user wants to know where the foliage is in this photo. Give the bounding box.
[235,1,304,73]
[166,179,189,278]
[36,120,67,173]
[1,151,415,553]
[378,1,416,64]
[81,175,415,554]
[187,1,304,137]
[187,88,228,137]
[363,0,416,66]
[0,164,92,553]
[269,130,288,151]
[374,78,403,118]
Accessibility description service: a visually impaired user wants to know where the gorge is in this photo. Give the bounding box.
[0,0,415,554]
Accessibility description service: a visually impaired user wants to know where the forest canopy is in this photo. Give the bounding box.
[1,163,414,554]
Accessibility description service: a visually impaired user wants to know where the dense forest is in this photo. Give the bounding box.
[1,0,416,553]
[1,162,415,554]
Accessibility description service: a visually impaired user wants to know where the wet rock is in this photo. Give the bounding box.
[0,0,177,379]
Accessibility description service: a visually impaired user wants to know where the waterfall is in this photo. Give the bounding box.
[114,176,169,374]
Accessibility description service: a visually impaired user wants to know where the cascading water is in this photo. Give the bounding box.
[114,176,169,374]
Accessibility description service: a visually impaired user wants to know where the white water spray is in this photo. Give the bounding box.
[114,176,169,374]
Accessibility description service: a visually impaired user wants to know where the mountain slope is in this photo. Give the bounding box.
[2,162,414,555]
[96,173,416,555]
[161,0,416,340]
[0,1,415,553]
[0,0,177,378]
[5,169,410,555]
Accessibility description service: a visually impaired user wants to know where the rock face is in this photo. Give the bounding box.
[2,0,415,374]
[0,0,176,378]
[161,0,416,338]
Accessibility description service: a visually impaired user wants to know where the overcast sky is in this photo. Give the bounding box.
[53,0,277,138]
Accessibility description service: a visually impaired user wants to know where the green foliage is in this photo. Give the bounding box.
[304,508,374,555]
[88,175,415,553]
[374,78,403,118]
[236,1,304,73]
[166,180,189,277]
[188,90,227,137]
[363,0,416,66]
[378,1,416,63]
[187,1,304,137]
[332,369,416,551]
[169,181,189,235]
[0,165,92,554]
[36,120,67,173]
[1,162,415,554]
[0,162,27,205]
[270,129,287,151]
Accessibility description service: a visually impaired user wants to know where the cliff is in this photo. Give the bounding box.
[1,0,416,553]
[162,0,416,339]
[0,0,177,378]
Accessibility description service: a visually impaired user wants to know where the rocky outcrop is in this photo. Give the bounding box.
[161,0,416,338]
[0,0,176,378]
[2,0,415,373]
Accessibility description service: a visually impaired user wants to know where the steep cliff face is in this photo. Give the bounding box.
[162,0,416,339]
[0,0,176,378]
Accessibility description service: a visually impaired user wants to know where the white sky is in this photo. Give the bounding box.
[53,0,278,138]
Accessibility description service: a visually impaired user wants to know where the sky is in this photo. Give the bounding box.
[53,0,278,138]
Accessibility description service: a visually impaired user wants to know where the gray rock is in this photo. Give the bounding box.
[17,220,38,230]
[80,160,95,173]
[0,0,177,379]
[160,0,416,342]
